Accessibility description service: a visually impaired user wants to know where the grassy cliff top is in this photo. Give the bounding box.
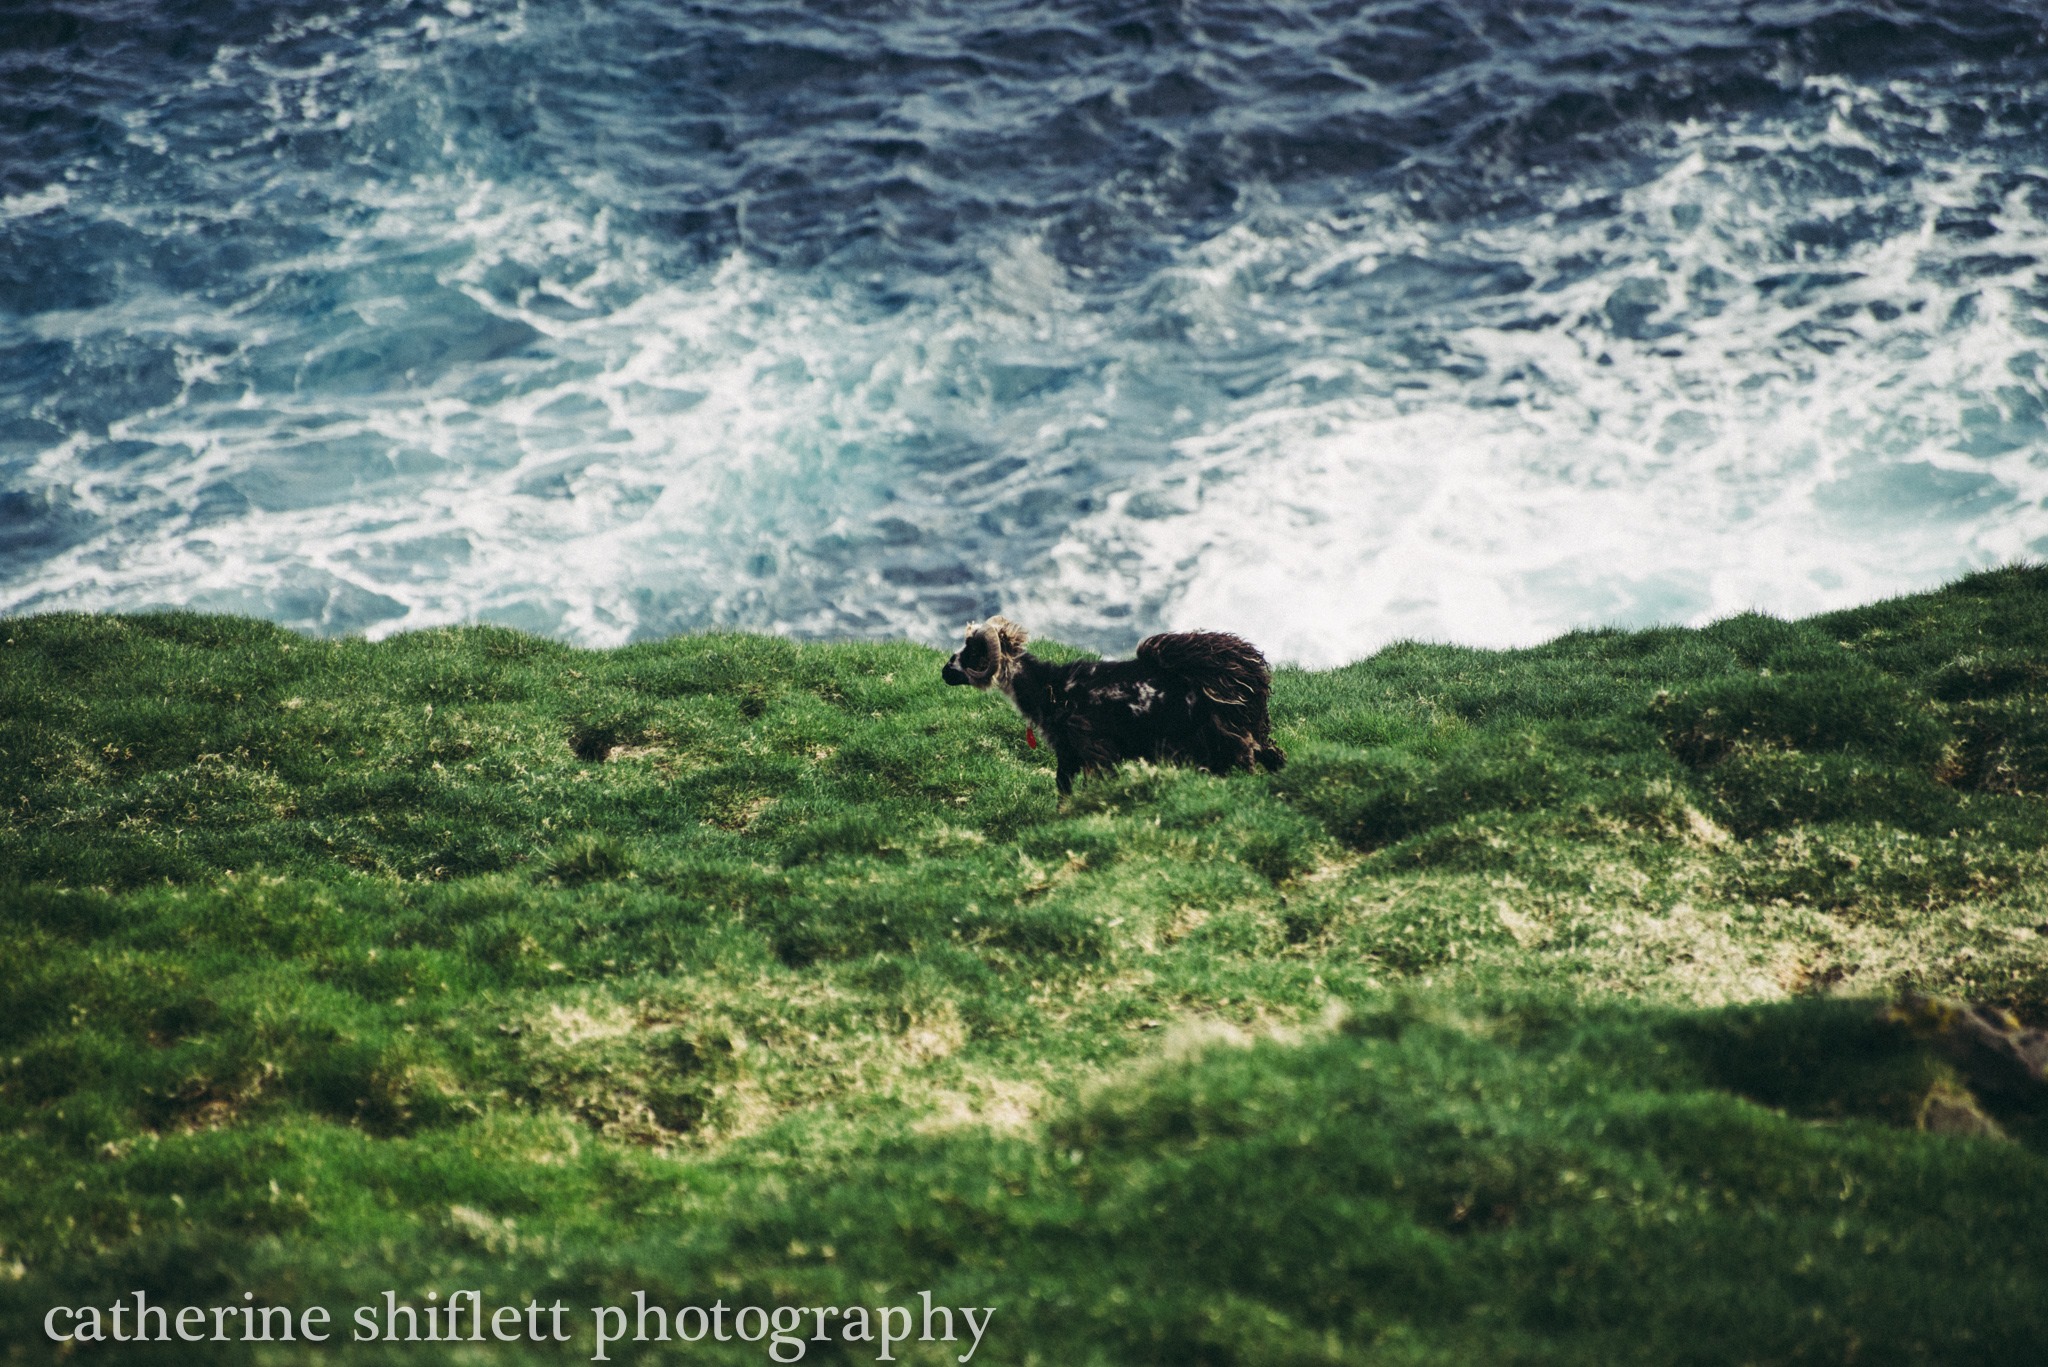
[4,567,2048,1363]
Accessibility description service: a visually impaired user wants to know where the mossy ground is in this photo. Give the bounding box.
[4,567,2048,1363]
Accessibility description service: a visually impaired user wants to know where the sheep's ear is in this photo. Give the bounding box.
[987,616,1029,652]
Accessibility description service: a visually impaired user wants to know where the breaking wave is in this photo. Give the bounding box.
[4,0,2047,661]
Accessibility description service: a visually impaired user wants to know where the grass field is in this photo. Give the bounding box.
[4,566,2048,1364]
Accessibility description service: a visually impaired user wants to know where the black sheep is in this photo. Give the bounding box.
[941,617,1286,795]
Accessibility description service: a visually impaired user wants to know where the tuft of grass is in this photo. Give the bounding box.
[3,567,2048,1361]
[540,834,635,886]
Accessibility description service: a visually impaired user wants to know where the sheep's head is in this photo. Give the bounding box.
[940,617,1028,691]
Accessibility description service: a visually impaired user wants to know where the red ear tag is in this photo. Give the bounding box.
[1025,726,1038,749]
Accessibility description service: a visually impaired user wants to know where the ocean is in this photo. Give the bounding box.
[4,0,2046,665]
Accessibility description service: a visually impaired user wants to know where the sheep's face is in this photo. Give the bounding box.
[941,617,1028,690]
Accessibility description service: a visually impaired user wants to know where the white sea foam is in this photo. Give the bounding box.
[5,21,2046,663]
[1025,83,2048,663]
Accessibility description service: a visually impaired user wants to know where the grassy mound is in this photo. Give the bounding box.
[4,566,2047,1362]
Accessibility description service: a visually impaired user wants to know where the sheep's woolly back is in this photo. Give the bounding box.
[1135,631,1270,707]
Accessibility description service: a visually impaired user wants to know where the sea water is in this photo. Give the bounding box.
[3,0,2046,664]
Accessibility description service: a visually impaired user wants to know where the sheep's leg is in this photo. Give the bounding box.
[1054,724,1119,795]
[1199,727,1259,776]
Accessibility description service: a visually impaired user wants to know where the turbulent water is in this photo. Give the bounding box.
[4,0,2048,663]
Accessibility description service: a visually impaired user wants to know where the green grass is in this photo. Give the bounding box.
[4,566,2048,1363]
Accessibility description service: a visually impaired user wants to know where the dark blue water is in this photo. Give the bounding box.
[4,0,2047,661]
